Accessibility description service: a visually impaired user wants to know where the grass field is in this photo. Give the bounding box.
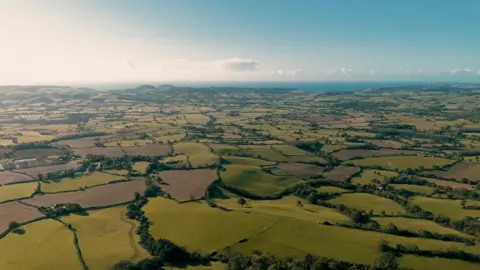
[104,169,130,175]
[351,169,398,185]
[391,184,435,195]
[347,156,453,170]
[241,148,289,162]
[17,132,55,143]
[132,161,150,174]
[174,142,219,167]
[221,164,301,196]
[0,182,37,203]
[316,186,350,194]
[40,172,125,193]
[399,255,480,270]
[215,196,350,223]
[373,217,473,238]
[160,155,190,168]
[328,193,406,215]
[411,196,480,220]
[62,207,149,270]
[418,176,473,190]
[222,156,276,166]
[144,197,279,253]
[0,219,82,270]
[226,218,478,265]
[272,145,309,156]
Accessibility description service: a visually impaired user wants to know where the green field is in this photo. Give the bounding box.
[399,255,480,270]
[373,217,473,238]
[226,218,478,265]
[174,142,219,167]
[40,172,124,193]
[316,186,350,194]
[411,196,480,220]
[222,156,276,166]
[221,164,301,196]
[391,184,435,195]
[272,145,309,156]
[328,193,406,215]
[0,219,82,270]
[62,207,149,270]
[0,182,37,203]
[144,197,279,253]
[351,169,398,185]
[347,156,453,170]
[215,196,350,223]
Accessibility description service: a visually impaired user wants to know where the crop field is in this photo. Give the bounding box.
[185,113,211,124]
[328,193,406,215]
[323,165,358,181]
[62,207,149,270]
[332,149,420,161]
[351,169,398,185]
[347,156,453,170]
[272,145,309,156]
[12,148,66,159]
[0,202,43,233]
[0,182,37,203]
[391,184,435,195]
[40,172,124,193]
[24,180,146,208]
[240,148,289,162]
[0,219,82,270]
[144,197,279,253]
[132,161,150,174]
[103,169,130,175]
[373,217,473,238]
[215,196,350,223]
[157,169,217,201]
[0,171,34,185]
[411,196,480,220]
[55,138,102,148]
[277,162,324,178]
[160,154,190,168]
[122,144,171,157]
[174,142,219,167]
[74,146,124,157]
[425,161,480,181]
[226,218,476,265]
[222,156,275,166]
[13,162,80,178]
[221,163,301,196]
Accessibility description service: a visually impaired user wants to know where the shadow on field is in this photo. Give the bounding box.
[12,228,25,235]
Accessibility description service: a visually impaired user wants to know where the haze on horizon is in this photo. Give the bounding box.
[1,0,479,85]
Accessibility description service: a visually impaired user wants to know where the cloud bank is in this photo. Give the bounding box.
[218,57,259,72]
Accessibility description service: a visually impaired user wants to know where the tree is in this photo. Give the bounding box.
[296,200,303,208]
[8,221,20,231]
[374,252,399,270]
[237,197,246,208]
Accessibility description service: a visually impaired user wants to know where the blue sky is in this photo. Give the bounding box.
[1,0,479,84]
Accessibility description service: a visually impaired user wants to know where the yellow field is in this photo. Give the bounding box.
[17,131,55,143]
[173,142,219,167]
[144,197,279,253]
[328,193,406,215]
[351,169,398,185]
[0,219,82,270]
[0,139,14,146]
[62,207,149,270]
[185,114,211,125]
[103,169,130,175]
[160,155,190,168]
[40,172,124,193]
[132,161,150,174]
[0,182,37,203]
[347,156,453,170]
[215,196,350,223]
[104,140,153,147]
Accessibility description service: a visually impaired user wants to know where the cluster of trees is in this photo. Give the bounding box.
[38,168,78,181]
[39,203,85,218]
[295,140,324,154]
[50,132,107,142]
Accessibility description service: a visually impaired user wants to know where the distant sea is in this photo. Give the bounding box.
[81,81,435,93]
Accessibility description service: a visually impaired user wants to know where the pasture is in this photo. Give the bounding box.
[425,161,480,181]
[351,169,398,185]
[399,255,480,270]
[333,149,420,161]
[40,172,124,193]
[316,186,350,194]
[144,197,279,253]
[328,193,406,215]
[347,156,453,170]
[323,165,358,181]
[418,176,474,190]
[132,161,150,174]
[174,142,219,167]
[160,154,190,168]
[391,184,435,195]
[0,219,82,270]
[222,156,275,166]
[411,196,480,220]
[157,169,217,201]
[74,146,124,158]
[62,207,149,270]
[122,144,171,157]
[278,163,324,178]
[13,162,80,178]
[373,217,473,238]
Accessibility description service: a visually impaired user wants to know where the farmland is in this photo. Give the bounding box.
[0,84,480,269]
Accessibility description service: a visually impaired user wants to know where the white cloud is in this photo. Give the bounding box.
[341,67,355,75]
[445,68,473,75]
[405,69,423,75]
[368,69,380,75]
[218,57,259,72]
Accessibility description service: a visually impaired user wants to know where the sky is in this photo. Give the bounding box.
[1,0,480,85]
